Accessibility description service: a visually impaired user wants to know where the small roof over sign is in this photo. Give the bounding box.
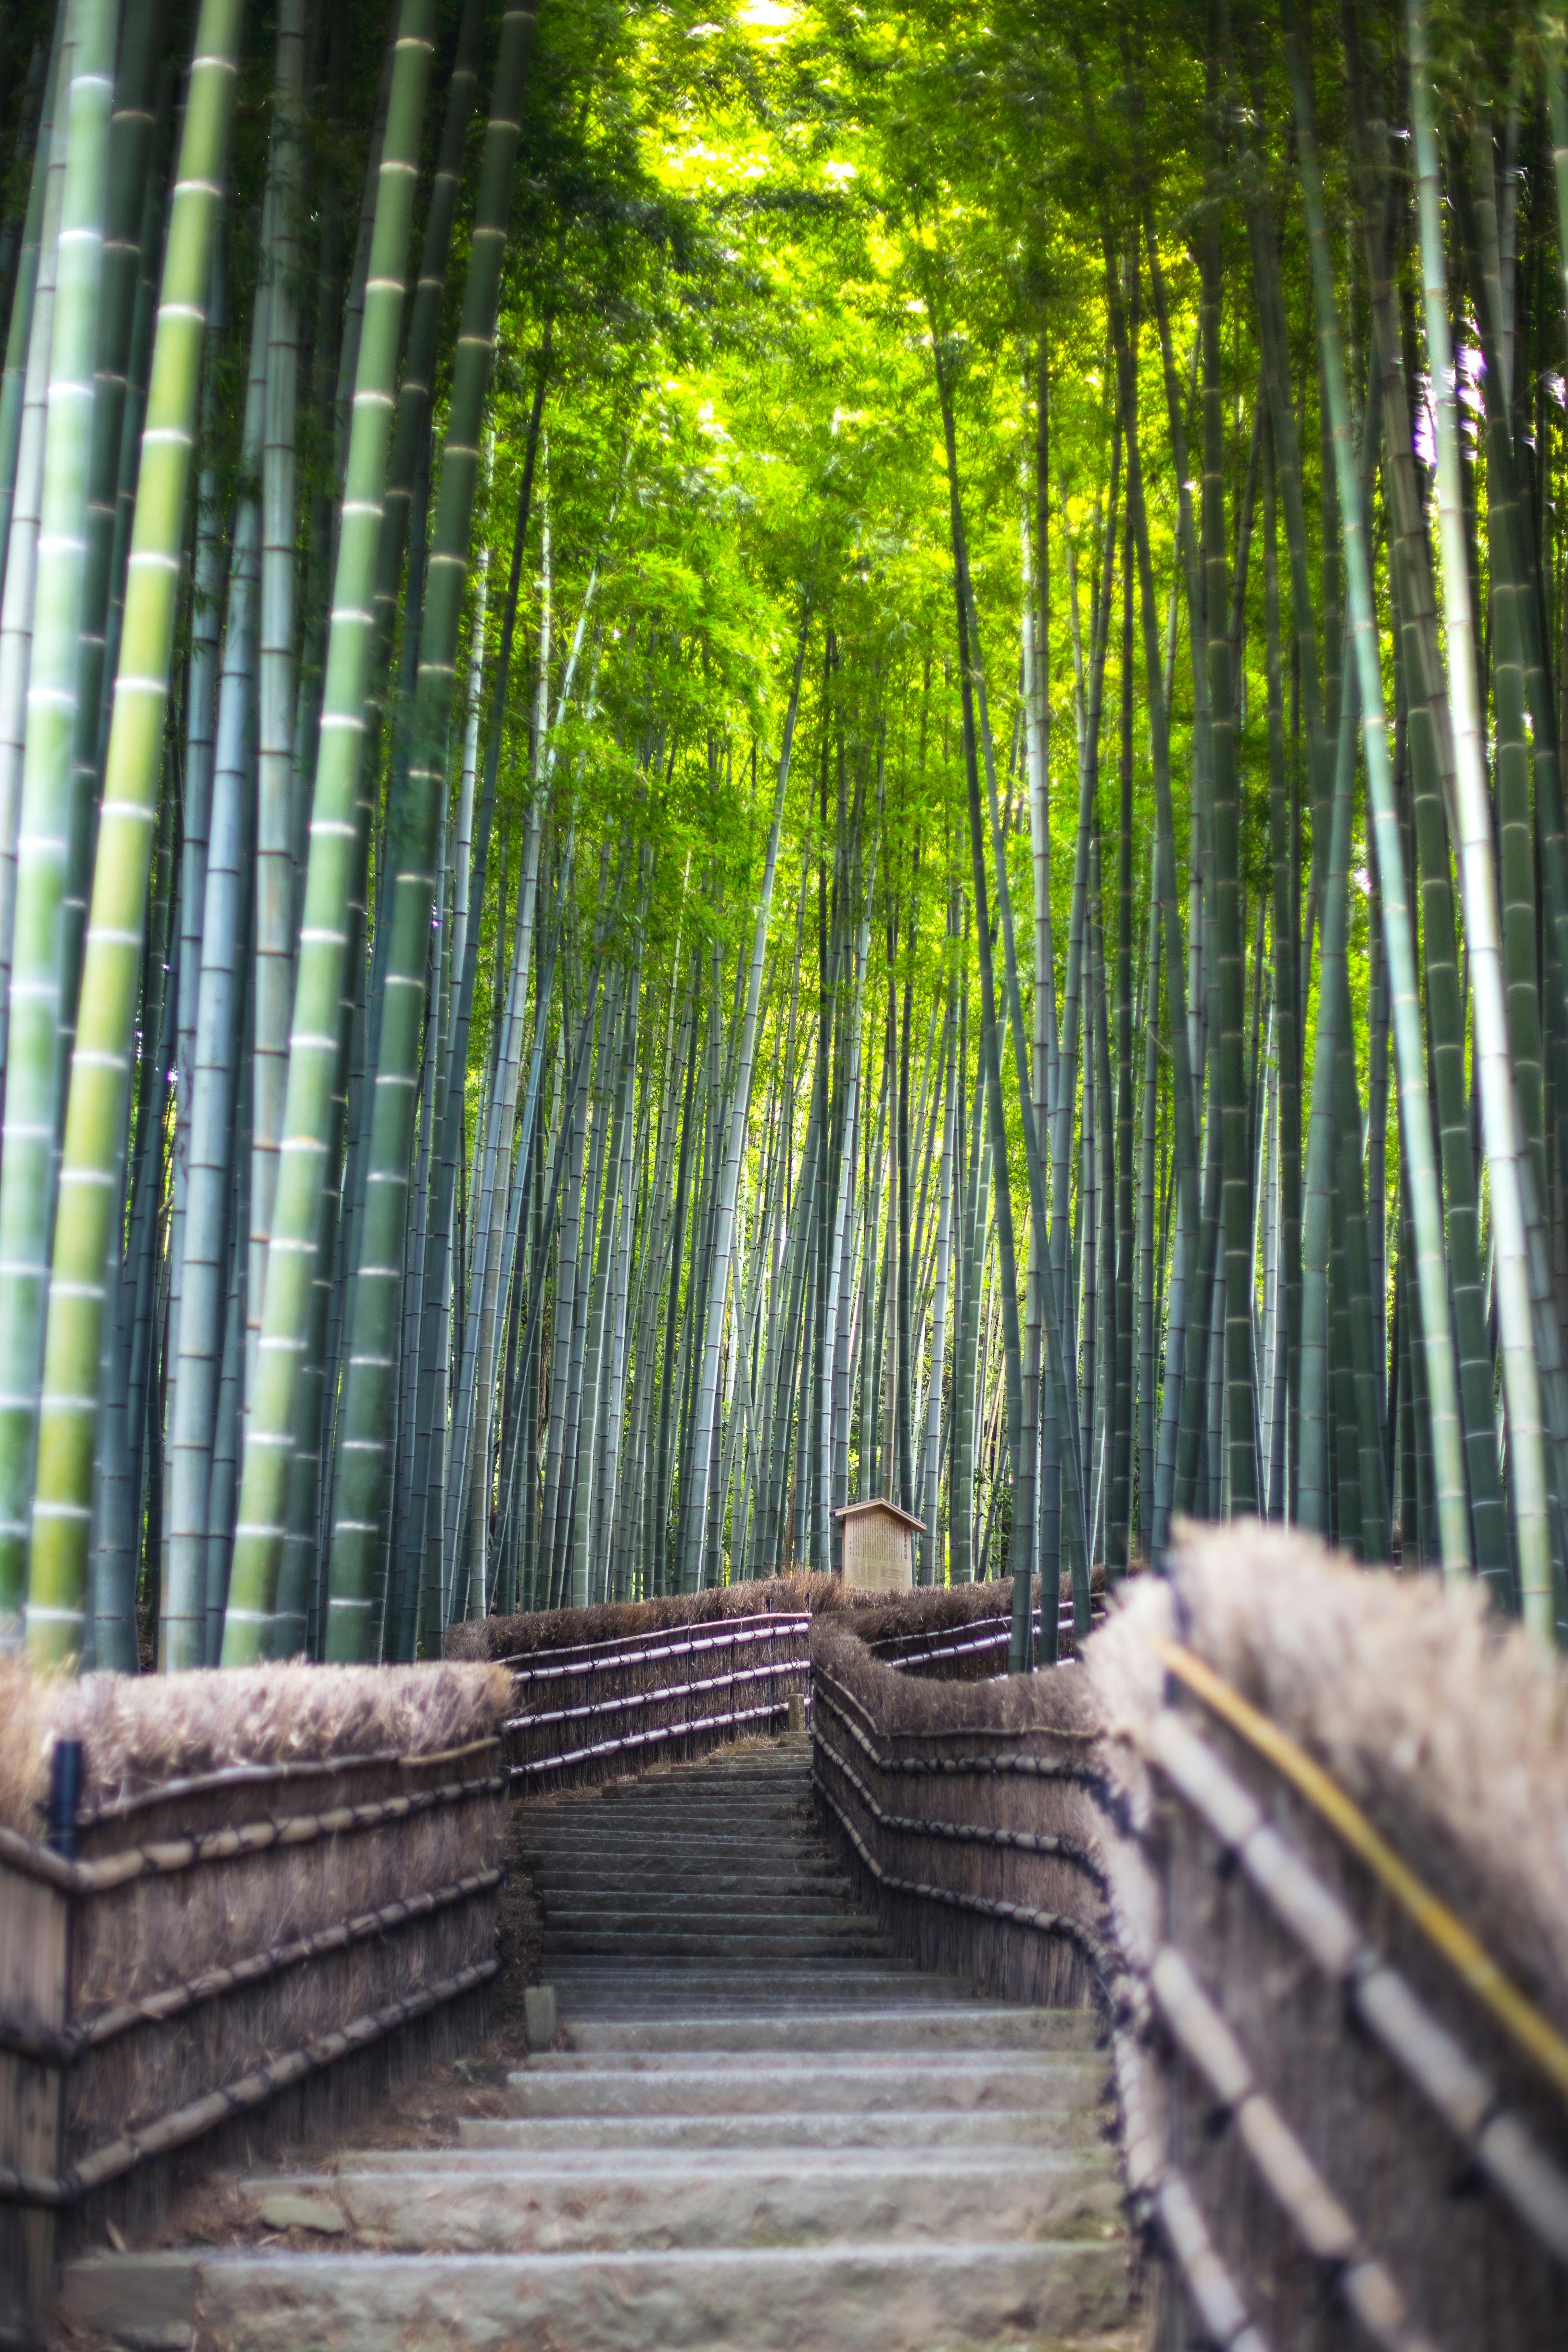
[832,1497,926,1535]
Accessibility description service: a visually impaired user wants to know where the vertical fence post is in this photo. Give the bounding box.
[0,1742,77,2341]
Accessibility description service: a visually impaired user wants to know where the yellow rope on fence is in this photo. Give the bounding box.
[1157,1639,1568,2111]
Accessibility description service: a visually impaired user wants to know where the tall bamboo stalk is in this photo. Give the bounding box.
[24,0,245,1665]
[222,0,437,1665]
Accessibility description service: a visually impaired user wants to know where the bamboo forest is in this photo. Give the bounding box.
[0,0,1565,1679]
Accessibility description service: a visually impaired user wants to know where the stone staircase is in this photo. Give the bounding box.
[61,1740,1134,2350]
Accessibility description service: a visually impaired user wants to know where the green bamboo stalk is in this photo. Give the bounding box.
[1287,25,1471,1580]
[221,0,436,1666]
[1135,865,1159,1558]
[930,347,1028,1637]
[0,5,62,614]
[683,606,809,1592]
[1260,411,1301,1522]
[1461,123,1546,1190]
[1298,643,1358,1537]
[0,14,76,1122]
[956,502,1087,1627]
[1241,183,1332,927]
[0,0,120,1652]
[1199,216,1257,1518]
[1110,502,1134,1571]
[248,0,307,1402]
[322,4,536,1658]
[1108,266,1200,1560]
[1358,182,1508,1589]
[57,0,168,1138]
[372,0,483,669]
[1410,0,1552,1622]
[22,0,245,1667]
[161,294,264,1669]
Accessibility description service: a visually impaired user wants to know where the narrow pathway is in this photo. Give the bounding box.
[63,1741,1133,2350]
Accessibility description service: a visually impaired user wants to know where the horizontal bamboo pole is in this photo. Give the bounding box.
[77,1737,502,1829]
[1153,2171,1268,2352]
[0,1957,499,2210]
[1150,1703,1568,2263]
[509,1698,793,1780]
[812,1669,1104,1784]
[814,1721,1105,1879]
[501,1613,809,1682]
[0,1867,501,2069]
[0,1823,76,1892]
[71,1773,502,1897]
[1159,1639,1568,2112]
[813,1756,1112,1976]
[1149,1942,1435,2352]
[507,1657,805,1736]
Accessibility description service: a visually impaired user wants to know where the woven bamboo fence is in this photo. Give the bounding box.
[810,1612,1110,2009]
[1093,1526,1568,2352]
[0,1659,508,2345]
[813,1529,1568,2351]
[865,1569,1106,1682]
[462,1575,1055,1796]
[497,1609,813,1792]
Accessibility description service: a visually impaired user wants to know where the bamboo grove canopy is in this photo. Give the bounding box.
[0,0,1564,1676]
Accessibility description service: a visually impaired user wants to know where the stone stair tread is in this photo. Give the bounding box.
[523,2048,1104,2074]
[460,2108,1110,2150]
[61,2240,1133,2352]
[326,2145,1118,2178]
[507,2067,1105,2118]
[564,2008,1098,2049]
[542,1911,882,1933]
[231,2157,1122,2252]
[540,1937,895,1959]
[60,1737,1130,2350]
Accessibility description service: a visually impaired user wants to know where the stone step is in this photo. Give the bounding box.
[522,1806,817,1824]
[545,2004,982,2023]
[516,1836,829,1864]
[578,1782,810,1802]
[506,2057,1105,2118]
[548,1969,938,1997]
[460,2106,1110,2154]
[336,2138,1115,2177]
[532,1892,866,1920]
[522,1825,827,1844]
[533,1882,865,1900]
[526,1848,842,1871]
[547,1958,934,1980]
[62,2240,1132,2352]
[563,2008,1099,2053]
[61,1737,1132,2352]
[528,1874,854,1900]
[546,1973,963,2008]
[529,2040,1087,2074]
[520,1796,812,1813]
[519,1860,833,1883]
[540,1930,893,1960]
[235,2151,1121,2252]
[550,1998,977,2022]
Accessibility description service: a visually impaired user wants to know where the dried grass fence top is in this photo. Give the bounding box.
[1088,1519,1568,2047]
[0,1657,512,1841]
[453,1573,1039,1667]
[812,1608,1103,1742]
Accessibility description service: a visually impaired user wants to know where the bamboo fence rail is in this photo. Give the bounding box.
[866,1583,1105,1680]
[816,1529,1568,2351]
[1096,1534,1568,2351]
[487,1574,1063,1792]
[0,1728,505,2344]
[501,1609,810,1791]
[810,1612,1107,2008]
